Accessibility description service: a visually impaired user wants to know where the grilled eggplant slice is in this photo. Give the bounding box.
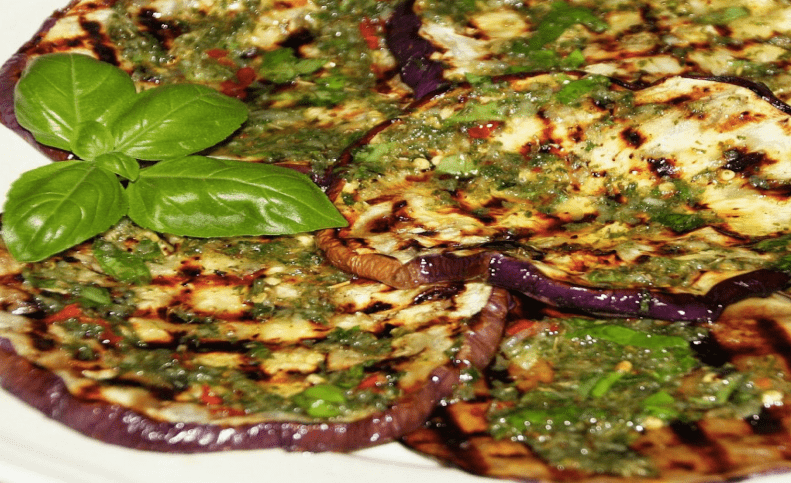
[318,73,791,318]
[0,223,507,452]
[401,0,791,103]
[0,0,414,175]
[402,294,791,482]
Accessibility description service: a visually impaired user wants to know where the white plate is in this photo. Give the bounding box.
[0,2,789,482]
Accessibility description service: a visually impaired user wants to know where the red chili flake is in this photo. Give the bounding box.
[359,18,381,50]
[504,319,539,337]
[95,320,123,346]
[44,303,82,323]
[220,66,257,99]
[206,48,229,59]
[467,121,503,139]
[200,385,224,405]
[217,57,238,68]
[220,82,243,98]
[236,66,257,85]
[357,373,386,390]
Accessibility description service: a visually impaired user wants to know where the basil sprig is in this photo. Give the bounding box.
[4,53,346,262]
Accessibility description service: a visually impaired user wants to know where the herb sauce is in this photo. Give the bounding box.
[105,0,406,170]
[486,315,790,476]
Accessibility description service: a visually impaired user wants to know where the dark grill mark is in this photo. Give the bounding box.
[78,19,118,65]
[383,321,401,336]
[667,94,693,106]
[722,148,767,173]
[423,406,477,451]
[367,200,411,233]
[689,333,730,367]
[483,197,505,209]
[367,215,396,233]
[713,24,734,42]
[104,378,181,401]
[470,209,496,224]
[280,29,315,52]
[754,317,791,371]
[238,364,271,381]
[667,420,732,473]
[413,284,463,305]
[746,406,786,435]
[179,266,203,278]
[138,8,183,47]
[483,365,512,385]
[646,157,678,177]
[621,127,645,148]
[568,125,585,143]
[362,301,394,314]
[31,334,56,351]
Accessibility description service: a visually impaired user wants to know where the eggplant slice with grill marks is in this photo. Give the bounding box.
[317,73,791,320]
[401,293,791,482]
[0,223,507,452]
[0,0,415,177]
[393,0,791,104]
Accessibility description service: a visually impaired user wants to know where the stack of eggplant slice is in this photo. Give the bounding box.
[327,2,791,480]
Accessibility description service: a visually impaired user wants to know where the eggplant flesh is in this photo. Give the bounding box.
[321,73,791,318]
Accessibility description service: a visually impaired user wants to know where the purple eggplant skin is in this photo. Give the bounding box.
[385,0,448,99]
[395,252,790,323]
[487,254,790,323]
[0,287,508,453]
[0,7,76,162]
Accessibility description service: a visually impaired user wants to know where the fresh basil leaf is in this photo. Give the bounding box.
[2,162,127,262]
[92,238,152,285]
[95,152,140,181]
[71,121,115,160]
[111,84,248,160]
[14,53,137,151]
[126,156,347,237]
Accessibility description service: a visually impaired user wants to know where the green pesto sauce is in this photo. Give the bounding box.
[418,0,791,95]
[344,74,791,289]
[486,317,790,477]
[21,225,405,420]
[105,0,402,169]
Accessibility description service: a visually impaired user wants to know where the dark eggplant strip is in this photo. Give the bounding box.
[396,252,790,322]
[385,0,448,99]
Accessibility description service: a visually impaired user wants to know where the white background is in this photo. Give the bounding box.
[0,1,789,483]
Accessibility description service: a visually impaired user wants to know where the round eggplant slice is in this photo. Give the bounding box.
[398,0,791,104]
[0,0,413,175]
[0,222,507,452]
[318,73,791,320]
[401,294,791,482]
